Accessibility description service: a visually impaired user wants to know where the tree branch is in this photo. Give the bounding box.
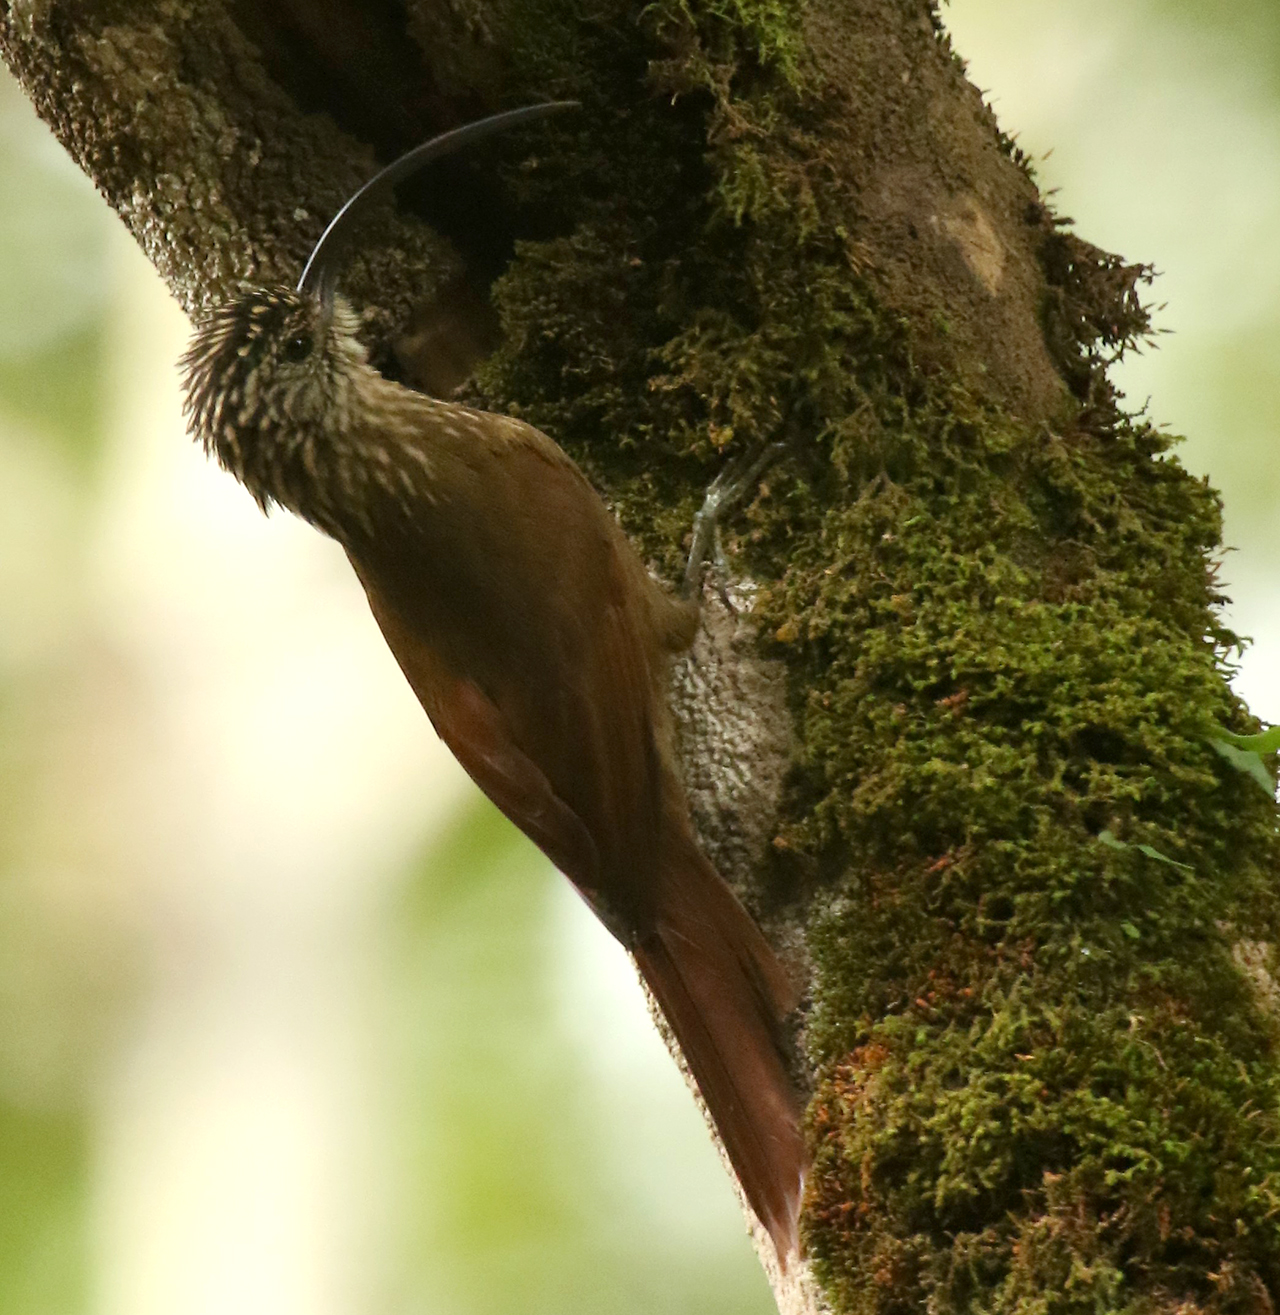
[6,1,1279,1312]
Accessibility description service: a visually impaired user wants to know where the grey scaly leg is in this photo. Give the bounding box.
[683,442,788,603]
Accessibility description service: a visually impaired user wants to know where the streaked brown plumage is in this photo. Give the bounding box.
[182,283,806,1260]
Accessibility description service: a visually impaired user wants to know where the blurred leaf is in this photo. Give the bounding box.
[0,1103,86,1315]
[0,327,104,470]
[1142,0,1280,95]
[0,78,108,363]
[1132,843,1192,870]
[1213,725,1280,754]
[1179,328,1280,538]
[1209,736,1277,798]
[1097,829,1194,871]
[384,797,772,1315]
[0,74,109,470]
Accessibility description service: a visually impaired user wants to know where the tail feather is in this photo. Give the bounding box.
[632,837,805,1263]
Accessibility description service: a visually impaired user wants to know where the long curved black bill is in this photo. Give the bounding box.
[297,101,579,295]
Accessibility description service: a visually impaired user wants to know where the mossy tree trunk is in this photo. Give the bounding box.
[5,1,1279,1312]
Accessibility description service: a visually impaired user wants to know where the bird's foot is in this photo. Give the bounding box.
[682,441,787,606]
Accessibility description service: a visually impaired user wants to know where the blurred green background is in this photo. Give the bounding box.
[0,2,1277,1311]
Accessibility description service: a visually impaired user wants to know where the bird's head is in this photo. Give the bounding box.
[181,284,368,481]
[181,101,576,467]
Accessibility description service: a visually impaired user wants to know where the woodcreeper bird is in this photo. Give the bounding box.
[180,104,806,1261]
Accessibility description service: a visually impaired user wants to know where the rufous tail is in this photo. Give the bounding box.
[631,832,806,1263]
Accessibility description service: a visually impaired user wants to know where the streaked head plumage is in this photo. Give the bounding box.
[178,102,578,535]
[182,287,366,451]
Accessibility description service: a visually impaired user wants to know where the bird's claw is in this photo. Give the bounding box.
[682,441,788,605]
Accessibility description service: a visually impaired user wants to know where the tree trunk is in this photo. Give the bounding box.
[5,2,1279,1312]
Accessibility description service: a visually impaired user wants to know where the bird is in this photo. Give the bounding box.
[179,104,806,1262]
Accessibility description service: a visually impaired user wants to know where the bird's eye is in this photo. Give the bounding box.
[282,333,312,363]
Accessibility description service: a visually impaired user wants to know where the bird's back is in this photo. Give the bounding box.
[348,395,692,934]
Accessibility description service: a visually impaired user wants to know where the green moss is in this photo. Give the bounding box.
[783,391,1280,1311]
[469,1,1280,1311]
[642,0,810,100]
[808,992,1280,1315]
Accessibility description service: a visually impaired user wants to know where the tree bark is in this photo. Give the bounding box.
[5,1,1279,1312]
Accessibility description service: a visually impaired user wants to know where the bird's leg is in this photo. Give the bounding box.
[683,441,788,605]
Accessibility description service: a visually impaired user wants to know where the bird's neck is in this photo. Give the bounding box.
[231,367,451,547]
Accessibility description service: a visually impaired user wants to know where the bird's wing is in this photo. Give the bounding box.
[357,584,604,892]
[473,437,672,927]
[348,424,675,933]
